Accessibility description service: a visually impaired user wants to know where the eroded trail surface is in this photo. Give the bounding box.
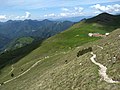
[90,52,119,83]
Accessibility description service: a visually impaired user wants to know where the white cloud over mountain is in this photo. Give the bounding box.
[91,4,120,14]
[0,15,7,20]
[16,12,31,19]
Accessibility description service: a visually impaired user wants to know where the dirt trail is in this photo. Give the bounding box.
[97,45,103,49]
[2,59,44,84]
[2,65,14,79]
[0,51,68,86]
[9,65,14,74]
[90,50,119,83]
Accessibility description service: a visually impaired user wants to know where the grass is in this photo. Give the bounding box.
[6,37,34,50]
[0,39,43,70]
[0,14,120,90]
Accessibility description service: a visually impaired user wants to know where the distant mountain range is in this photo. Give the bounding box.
[50,16,91,22]
[0,19,74,39]
[0,19,74,50]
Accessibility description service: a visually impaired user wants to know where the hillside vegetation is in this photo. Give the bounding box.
[0,34,10,50]
[0,13,120,90]
[0,20,74,50]
[6,37,35,50]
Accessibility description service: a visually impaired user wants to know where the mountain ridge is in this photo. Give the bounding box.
[0,19,74,50]
[86,13,120,28]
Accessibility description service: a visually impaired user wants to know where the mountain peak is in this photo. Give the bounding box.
[86,13,119,26]
[42,19,51,22]
[97,12,113,17]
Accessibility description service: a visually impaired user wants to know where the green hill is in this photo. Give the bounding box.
[6,37,35,51]
[86,13,120,29]
[0,13,120,90]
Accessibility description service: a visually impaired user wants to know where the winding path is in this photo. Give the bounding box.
[90,50,119,83]
[3,59,44,84]
[1,65,14,81]
[97,45,103,49]
[1,45,119,86]
[9,65,14,75]
[0,51,68,86]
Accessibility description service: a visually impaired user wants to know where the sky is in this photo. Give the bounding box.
[0,0,120,21]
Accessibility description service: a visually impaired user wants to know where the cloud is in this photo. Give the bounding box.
[1,0,120,10]
[44,13,56,17]
[61,8,70,12]
[15,12,31,19]
[25,12,31,18]
[59,13,69,17]
[0,15,7,20]
[44,6,84,18]
[44,13,69,18]
[74,7,84,12]
[91,4,120,13]
[59,7,84,17]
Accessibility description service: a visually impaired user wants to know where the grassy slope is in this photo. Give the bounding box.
[1,28,120,90]
[6,37,34,50]
[0,39,42,70]
[5,22,106,68]
[0,13,120,90]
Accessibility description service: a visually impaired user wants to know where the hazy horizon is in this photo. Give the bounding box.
[0,0,120,21]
